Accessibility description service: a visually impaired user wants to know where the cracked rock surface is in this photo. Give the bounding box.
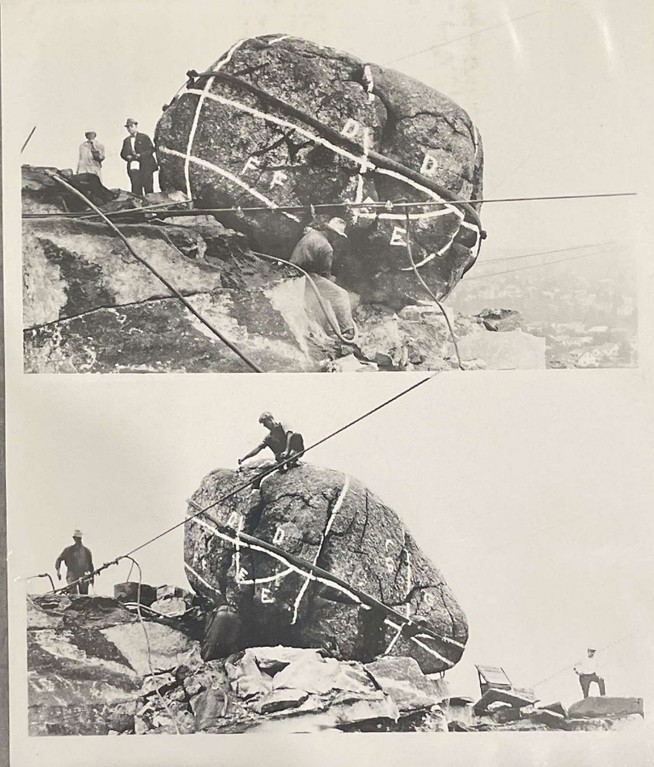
[185,464,468,673]
[156,34,484,306]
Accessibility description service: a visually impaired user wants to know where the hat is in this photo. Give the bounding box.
[124,118,138,127]
[258,411,274,423]
[587,647,596,652]
[85,131,96,138]
[73,529,83,538]
[325,217,348,238]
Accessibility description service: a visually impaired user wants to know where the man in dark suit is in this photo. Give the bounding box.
[120,117,158,196]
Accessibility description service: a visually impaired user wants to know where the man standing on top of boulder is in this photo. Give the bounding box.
[55,530,95,595]
[238,412,305,473]
[120,118,158,196]
[290,217,357,341]
[574,647,606,698]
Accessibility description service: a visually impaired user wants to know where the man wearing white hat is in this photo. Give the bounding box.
[290,217,356,340]
[573,647,606,698]
[120,118,158,196]
[55,530,95,595]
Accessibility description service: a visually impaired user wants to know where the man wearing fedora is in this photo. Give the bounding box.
[290,217,356,340]
[55,530,95,595]
[120,118,158,196]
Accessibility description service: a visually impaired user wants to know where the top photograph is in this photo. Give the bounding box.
[19,1,640,373]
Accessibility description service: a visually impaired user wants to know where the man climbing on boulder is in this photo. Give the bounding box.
[238,412,305,473]
[55,530,94,595]
[290,217,357,341]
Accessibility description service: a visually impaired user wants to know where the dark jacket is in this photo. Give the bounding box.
[290,229,334,278]
[120,132,158,173]
[55,544,94,578]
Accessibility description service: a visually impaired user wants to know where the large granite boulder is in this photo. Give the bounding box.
[184,464,468,674]
[155,35,484,307]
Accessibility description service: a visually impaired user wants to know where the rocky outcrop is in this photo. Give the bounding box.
[156,35,483,307]
[184,464,468,674]
[27,595,451,735]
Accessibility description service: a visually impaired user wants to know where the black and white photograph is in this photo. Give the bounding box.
[3,0,654,766]
[17,0,640,373]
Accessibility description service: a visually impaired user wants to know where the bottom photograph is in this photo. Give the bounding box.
[19,375,649,738]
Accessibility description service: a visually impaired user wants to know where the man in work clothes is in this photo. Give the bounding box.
[238,412,305,472]
[120,118,158,196]
[55,530,95,595]
[76,131,105,180]
[290,217,356,340]
[574,647,606,698]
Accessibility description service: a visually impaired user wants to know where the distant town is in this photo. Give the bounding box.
[450,248,637,369]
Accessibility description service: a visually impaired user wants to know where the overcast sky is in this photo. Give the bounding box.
[4,0,654,763]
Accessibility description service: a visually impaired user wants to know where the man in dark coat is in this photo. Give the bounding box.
[55,530,94,595]
[120,117,158,196]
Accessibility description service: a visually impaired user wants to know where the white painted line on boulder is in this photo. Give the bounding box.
[291,474,350,624]
[160,147,301,222]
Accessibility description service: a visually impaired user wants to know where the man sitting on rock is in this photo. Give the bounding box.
[238,412,305,473]
[55,530,94,595]
[574,647,606,698]
[290,217,357,341]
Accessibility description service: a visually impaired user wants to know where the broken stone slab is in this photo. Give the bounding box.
[225,650,274,699]
[365,657,446,714]
[538,700,568,718]
[252,688,309,714]
[568,696,644,719]
[272,654,374,697]
[156,584,194,602]
[114,581,158,607]
[528,708,569,729]
[323,353,378,373]
[247,645,325,674]
[99,620,202,677]
[473,687,536,715]
[148,596,190,618]
[477,308,523,332]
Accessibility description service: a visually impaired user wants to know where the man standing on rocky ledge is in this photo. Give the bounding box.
[120,117,158,196]
[238,412,305,473]
[76,131,105,179]
[55,530,95,595]
[574,647,606,698]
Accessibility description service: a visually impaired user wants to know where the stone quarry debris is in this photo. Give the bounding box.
[568,696,644,719]
[184,464,468,674]
[156,35,484,308]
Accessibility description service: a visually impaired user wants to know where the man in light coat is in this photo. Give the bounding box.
[77,131,105,179]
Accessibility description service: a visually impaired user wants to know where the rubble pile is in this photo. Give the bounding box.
[22,166,544,372]
[27,594,451,735]
[185,464,468,673]
[447,696,645,732]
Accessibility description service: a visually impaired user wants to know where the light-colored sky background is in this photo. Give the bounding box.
[4,0,654,764]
